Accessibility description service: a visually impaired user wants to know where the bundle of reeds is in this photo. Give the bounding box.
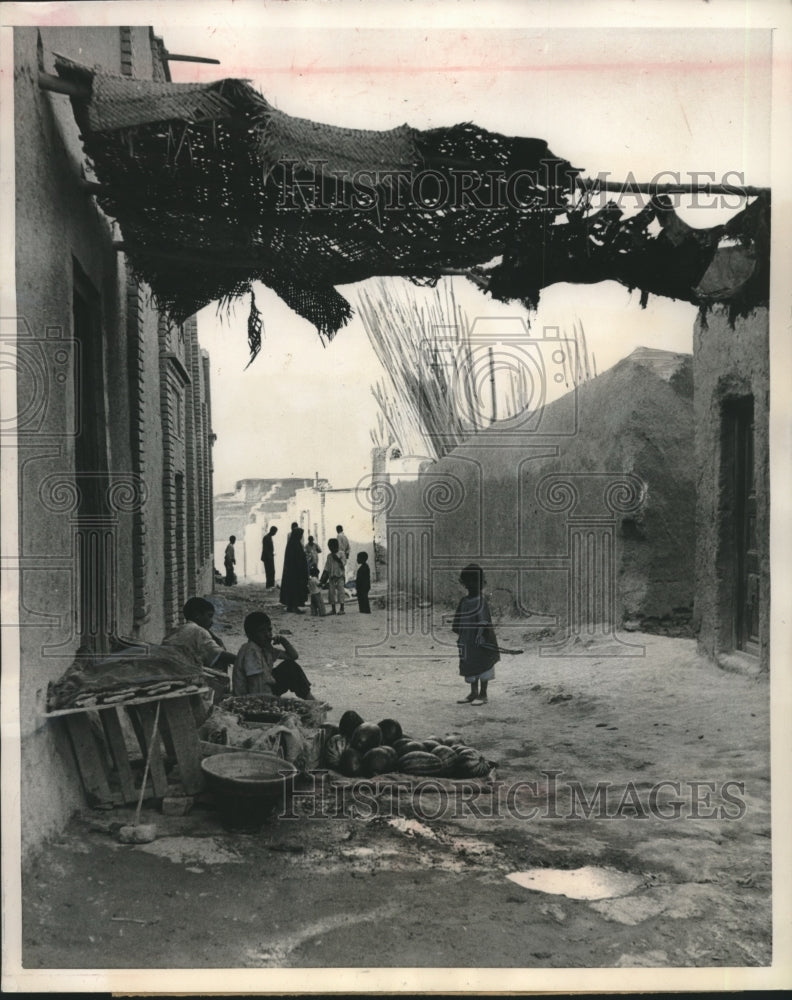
[362,280,601,460]
[358,279,480,460]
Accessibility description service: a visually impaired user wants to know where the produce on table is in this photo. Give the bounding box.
[350,722,383,753]
[219,694,327,725]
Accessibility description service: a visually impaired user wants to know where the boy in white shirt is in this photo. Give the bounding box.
[232,612,316,699]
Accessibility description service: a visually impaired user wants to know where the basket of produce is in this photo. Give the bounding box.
[200,751,298,830]
[322,711,497,781]
[220,694,330,728]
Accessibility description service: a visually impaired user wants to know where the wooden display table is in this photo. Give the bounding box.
[45,688,209,806]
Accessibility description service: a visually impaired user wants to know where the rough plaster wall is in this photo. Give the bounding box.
[15,27,129,860]
[134,293,168,643]
[693,307,769,669]
[13,27,180,859]
[388,353,695,627]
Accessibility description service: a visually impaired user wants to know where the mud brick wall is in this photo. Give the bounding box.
[386,349,696,630]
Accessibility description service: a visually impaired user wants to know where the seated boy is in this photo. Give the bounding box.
[232,612,316,700]
[162,597,236,702]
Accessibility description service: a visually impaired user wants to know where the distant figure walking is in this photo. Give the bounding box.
[336,524,350,564]
[452,563,500,706]
[279,526,309,613]
[224,535,237,586]
[355,551,371,614]
[261,525,278,588]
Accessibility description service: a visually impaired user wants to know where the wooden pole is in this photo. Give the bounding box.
[38,72,90,99]
[489,345,497,425]
[163,52,221,65]
[576,176,768,198]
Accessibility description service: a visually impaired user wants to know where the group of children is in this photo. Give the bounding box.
[308,541,371,617]
[170,560,498,707]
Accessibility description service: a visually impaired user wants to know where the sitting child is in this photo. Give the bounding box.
[232,611,316,699]
[308,566,326,617]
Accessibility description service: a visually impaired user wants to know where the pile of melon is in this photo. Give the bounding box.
[322,710,494,779]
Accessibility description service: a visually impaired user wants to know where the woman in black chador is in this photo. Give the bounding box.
[279,526,309,614]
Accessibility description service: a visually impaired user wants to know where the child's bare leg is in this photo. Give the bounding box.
[458,682,478,703]
[472,680,488,705]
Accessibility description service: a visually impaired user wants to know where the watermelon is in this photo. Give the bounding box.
[323,733,348,768]
[350,722,383,753]
[393,737,414,753]
[454,748,489,777]
[377,718,403,746]
[432,745,457,766]
[363,745,398,776]
[422,739,441,752]
[396,740,425,757]
[398,751,446,776]
[339,710,365,740]
[339,747,365,777]
[442,733,465,746]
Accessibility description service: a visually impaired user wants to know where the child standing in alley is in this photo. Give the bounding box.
[355,551,371,614]
[451,563,500,706]
[308,566,326,617]
[321,537,347,615]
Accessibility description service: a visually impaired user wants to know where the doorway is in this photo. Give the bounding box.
[722,397,759,656]
[72,261,110,651]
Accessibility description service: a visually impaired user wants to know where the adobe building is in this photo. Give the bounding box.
[383,347,696,645]
[693,307,769,671]
[12,26,215,858]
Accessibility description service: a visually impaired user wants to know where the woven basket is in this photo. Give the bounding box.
[219,694,330,728]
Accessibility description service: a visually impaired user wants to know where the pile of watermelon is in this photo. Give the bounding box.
[322,710,494,779]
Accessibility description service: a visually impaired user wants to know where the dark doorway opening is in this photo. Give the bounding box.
[72,260,111,652]
[722,396,759,656]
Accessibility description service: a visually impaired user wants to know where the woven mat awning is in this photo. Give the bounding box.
[55,57,769,361]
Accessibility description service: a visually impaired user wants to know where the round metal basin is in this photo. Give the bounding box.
[200,751,298,830]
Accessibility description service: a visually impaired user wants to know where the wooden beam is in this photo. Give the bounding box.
[38,72,90,99]
[576,176,768,198]
[164,52,221,65]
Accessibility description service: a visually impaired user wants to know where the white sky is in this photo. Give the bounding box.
[154,17,772,494]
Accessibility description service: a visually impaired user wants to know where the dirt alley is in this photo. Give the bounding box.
[22,581,772,970]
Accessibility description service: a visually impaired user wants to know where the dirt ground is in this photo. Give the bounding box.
[22,581,772,970]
